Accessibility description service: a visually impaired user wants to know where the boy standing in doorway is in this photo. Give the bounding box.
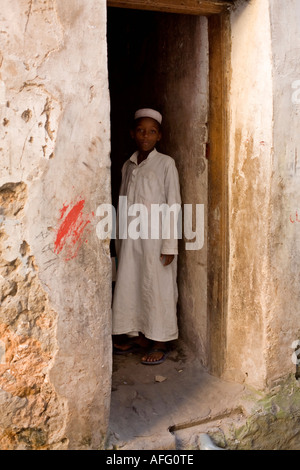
[112,108,181,364]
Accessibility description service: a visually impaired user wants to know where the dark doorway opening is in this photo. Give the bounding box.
[107,6,209,364]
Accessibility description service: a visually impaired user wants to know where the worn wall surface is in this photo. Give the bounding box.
[225,0,274,388]
[226,0,300,389]
[267,0,300,385]
[0,0,112,449]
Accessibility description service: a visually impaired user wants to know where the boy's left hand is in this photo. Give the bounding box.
[160,254,174,266]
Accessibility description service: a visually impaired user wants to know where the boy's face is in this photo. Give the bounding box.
[131,117,162,154]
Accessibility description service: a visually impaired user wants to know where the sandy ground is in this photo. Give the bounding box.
[108,341,252,450]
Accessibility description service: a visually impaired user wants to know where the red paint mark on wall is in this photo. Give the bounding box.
[59,203,70,220]
[54,199,92,261]
[290,211,300,224]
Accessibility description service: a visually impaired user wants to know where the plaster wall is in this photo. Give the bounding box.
[226,0,300,389]
[226,0,274,388]
[0,0,111,449]
[267,0,300,385]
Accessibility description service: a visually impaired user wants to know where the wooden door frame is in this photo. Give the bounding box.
[107,0,231,377]
[107,0,233,15]
[207,12,230,376]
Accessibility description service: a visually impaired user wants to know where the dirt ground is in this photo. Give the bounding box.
[107,341,252,450]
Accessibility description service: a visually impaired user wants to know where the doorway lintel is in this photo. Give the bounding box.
[107,0,233,16]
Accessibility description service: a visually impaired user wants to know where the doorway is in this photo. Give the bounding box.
[107,7,209,365]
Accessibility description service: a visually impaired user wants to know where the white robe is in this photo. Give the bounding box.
[112,148,181,342]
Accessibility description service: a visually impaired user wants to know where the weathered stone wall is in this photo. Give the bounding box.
[0,182,67,449]
[267,0,300,386]
[225,0,274,388]
[225,0,300,389]
[0,0,112,449]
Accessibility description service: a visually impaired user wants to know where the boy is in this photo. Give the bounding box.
[112,108,181,364]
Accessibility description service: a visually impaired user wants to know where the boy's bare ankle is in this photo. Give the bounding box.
[135,334,151,348]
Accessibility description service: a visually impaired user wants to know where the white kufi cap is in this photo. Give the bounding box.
[134,108,162,124]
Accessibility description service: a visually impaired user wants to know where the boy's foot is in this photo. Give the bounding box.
[113,333,150,353]
[141,342,169,365]
[113,341,140,354]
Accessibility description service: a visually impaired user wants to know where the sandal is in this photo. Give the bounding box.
[141,348,169,365]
